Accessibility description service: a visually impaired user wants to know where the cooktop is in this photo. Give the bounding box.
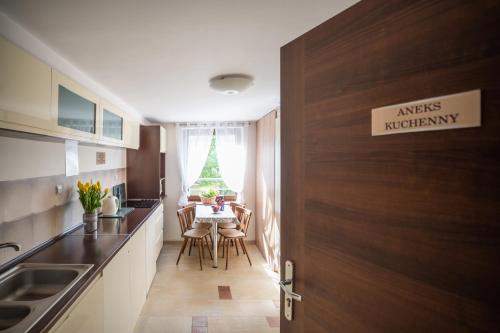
[124,199,158,209]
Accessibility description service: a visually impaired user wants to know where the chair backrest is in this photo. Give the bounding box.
[184,202,197,211]
[235,206,252,235]
[230,202,246,214]
[177,205,196,235]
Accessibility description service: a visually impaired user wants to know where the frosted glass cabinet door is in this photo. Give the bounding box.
[102,109,123,140]
[58,86,96,134]
[52,70,100,140]
[99,100,124,144]
[0,36,53,131]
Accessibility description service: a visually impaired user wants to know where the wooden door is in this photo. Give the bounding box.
[280,1,500,332]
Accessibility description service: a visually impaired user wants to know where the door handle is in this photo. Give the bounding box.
[281,260,302,320]
[279,279,302,301]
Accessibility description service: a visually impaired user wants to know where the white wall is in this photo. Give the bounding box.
[0,133,126,181]
[0,12,142,121]
[0,132,127,265]
[162,123,257,241]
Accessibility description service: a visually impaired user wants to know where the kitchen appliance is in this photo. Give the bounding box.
[101,196,119,215]
[124,199,158,209]
[112,183,159,209]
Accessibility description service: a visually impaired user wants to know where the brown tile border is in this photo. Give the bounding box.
[218,285,232,300]
[192,316,208,327]
[266,316,280,328]
[191,327,208,333]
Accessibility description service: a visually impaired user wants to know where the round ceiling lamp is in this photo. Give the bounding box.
[209,74,254,95]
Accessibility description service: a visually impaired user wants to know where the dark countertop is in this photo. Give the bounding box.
[71,207,156,236]
[4,201,161,333]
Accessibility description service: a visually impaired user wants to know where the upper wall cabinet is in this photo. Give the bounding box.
[160,126,166,153]
[52,70,100,140]
[99,100,124,145]
[124,117,140,149]
[0,37,141,148]
[0,36,53,132]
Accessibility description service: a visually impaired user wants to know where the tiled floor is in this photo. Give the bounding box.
[134,242,280,333]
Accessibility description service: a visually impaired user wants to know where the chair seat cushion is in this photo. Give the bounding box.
[184,228,210,238]
[218,229,245,238]
[192,222,211,229]
[218,222,237,229]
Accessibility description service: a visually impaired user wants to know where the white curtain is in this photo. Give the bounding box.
[215,126,248,203]
[176,125,213,206]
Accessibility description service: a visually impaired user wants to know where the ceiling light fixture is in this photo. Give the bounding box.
[209,74,254,95]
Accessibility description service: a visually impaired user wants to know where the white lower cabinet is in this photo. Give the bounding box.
[146,203,164,291]
[49,204,163,333]
[49,274,104,333]
[103,241,132,333]
[129,223,147,323]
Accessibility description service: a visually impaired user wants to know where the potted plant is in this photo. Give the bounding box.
[200,189,218,205]
[77,180,108,232]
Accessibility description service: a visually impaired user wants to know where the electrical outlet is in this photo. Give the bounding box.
[55,185,63,194]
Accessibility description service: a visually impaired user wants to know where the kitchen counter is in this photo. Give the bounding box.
[71,207,157,236]
[2,201,161,333]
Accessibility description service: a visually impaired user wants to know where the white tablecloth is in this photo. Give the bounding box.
[194,204,238,224]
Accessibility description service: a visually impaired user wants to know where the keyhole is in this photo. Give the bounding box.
[287,298,292,307]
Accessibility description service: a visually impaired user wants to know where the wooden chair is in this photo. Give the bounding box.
[217,203,246,251]
[218,203,246,229]
[176,207,212,270]
[177,204,213,256]
[184,202,212,231]
[218,207,252,270]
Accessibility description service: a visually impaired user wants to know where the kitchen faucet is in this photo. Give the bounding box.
[0,242,22,251]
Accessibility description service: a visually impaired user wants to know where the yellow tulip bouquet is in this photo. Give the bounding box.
[77,180,109,214]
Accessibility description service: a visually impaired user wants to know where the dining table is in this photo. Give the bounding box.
[194,204,239,268]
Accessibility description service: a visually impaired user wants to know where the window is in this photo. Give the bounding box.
[189,133,235,196]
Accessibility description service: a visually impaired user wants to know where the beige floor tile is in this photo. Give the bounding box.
[133,316,192,333]
[137,244,280,332]
[208,316,279,333]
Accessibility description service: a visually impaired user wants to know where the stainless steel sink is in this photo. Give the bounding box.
[0,305,30,330]
[0,263,93,332]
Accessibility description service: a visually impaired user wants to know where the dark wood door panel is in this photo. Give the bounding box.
[305,247,496,332]
[281,0,500,331]
[281,35,306,333]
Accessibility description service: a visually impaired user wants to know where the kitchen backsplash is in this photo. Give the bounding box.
[0,168,126,267]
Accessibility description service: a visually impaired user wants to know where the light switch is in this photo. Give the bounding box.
[96,152,106,165]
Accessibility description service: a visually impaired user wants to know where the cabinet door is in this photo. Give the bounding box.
[103,242,132,333]
[0,36,53,132]
[160,126,167,153]
[49,275,104,333]
[129,224,147,323]
[52,70,100,140]
[145,204,163,290]
[100,100,124,145]
[153,208,164,259]
[124,117,140,149]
